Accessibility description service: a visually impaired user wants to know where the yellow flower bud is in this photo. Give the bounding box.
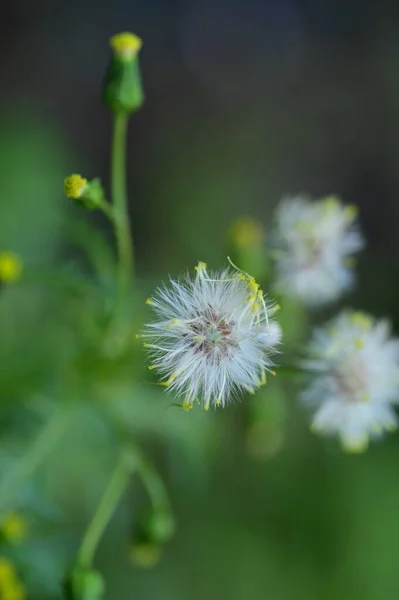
[0,557,26,600]
[110,32,142,61]
[103,31,145,114]
[64,174,88,199]
[0,252,22,283]
[1,512,27,544]
[64,176,108,213]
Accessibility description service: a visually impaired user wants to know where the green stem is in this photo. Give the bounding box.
[0,405,74,513]
[133,445,171,512]
[78,453,135,569]
[98,199,116,225]
[111,113,134,308]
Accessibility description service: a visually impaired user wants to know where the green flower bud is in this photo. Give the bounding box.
[144,509,176,545]
[64,175,106,211]
[135,507,175,546]
[227,217,269,282]
[103,32,144,115]
[64,567,105,600]
[129,507,175,568]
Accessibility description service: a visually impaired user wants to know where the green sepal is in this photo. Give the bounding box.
[103,54,144,115]
[63,567,105,600]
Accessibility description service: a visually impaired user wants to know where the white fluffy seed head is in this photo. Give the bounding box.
[271,195,364,307]
[302,311,399,452]
[141,261,281,409]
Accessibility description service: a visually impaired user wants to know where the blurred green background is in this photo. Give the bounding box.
[1,1,399,598]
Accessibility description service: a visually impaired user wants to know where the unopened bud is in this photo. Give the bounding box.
[64,176,106,211]
[0,252,22,284]
[0,511,27,544]
[103,32,144,114]
[64,567,105,600]
[144,509,176,544]
[129,507,175,568]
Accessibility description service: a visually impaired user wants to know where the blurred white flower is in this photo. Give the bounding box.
[271,195,364,306]
[302,311,399,452]
[140,261,281,410]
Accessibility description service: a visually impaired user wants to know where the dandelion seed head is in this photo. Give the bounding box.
[302,311,399,452]
[271,195,364,306]
[142,262,281,409]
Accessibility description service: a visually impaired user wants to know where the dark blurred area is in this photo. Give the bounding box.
[1,1,399,599]
[2,0,399,286]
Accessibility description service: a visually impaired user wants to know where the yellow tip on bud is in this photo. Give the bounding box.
[64,174,87,199]
[110,32,142,60]
[1,512,27,544]
[0,557,25,597]
[0,252,22,283]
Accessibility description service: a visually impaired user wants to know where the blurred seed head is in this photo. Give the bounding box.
[302,311,399,452]
[271,194,364,307]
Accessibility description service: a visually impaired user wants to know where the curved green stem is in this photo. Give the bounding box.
[78,452,135,569]
[133,445,171,512]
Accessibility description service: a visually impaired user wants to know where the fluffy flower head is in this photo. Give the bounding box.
[271,195,364,306]
[302,311,399,452]
[141,261,281,409]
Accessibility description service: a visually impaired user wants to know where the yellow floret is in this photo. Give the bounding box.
[110,32,142,60]
[0,557,26,600]
[1,512,27,544]
[64,174,87,199]
[0,253,22,283]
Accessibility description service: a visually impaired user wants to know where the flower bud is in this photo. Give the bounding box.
[129,507,175,568]
[0,512,27,544]
[144,509,176,544]
[64,567,105,600]
[0,252,22,284]
[103,32,144,114]
[64,175,106,211]
[227,217,269,282]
